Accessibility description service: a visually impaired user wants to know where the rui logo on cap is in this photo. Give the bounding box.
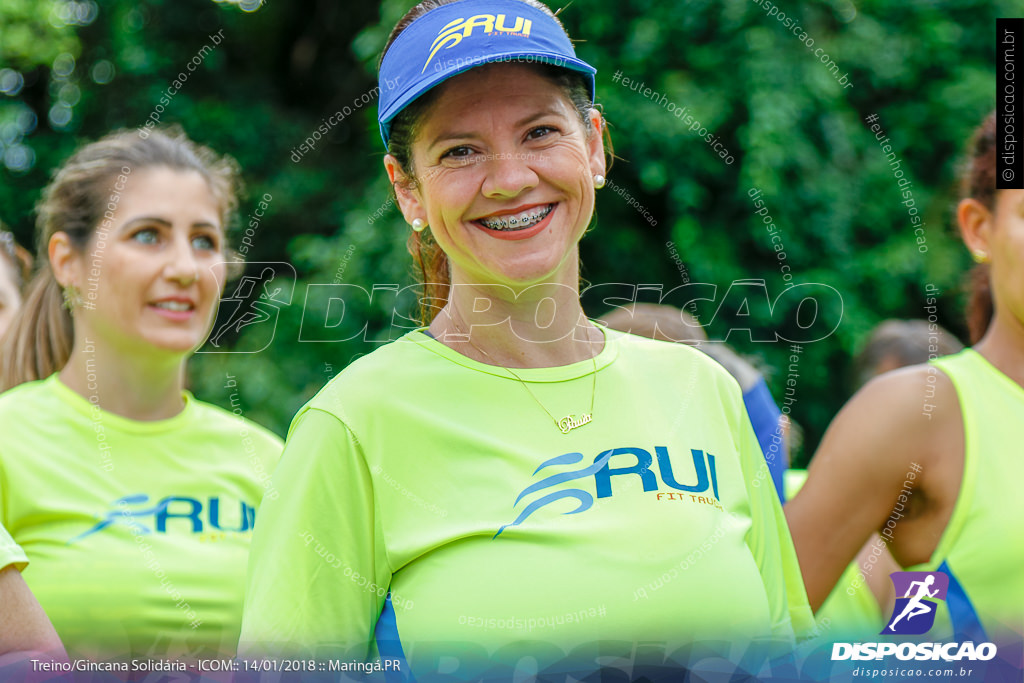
[423,14,533,73]
[377,0,596,147]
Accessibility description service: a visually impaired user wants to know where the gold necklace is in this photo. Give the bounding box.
[465,336,597,435]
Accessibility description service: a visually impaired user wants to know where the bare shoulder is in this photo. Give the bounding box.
[786,363,964,605]
[792,362,963,536]
[812,363,960,475]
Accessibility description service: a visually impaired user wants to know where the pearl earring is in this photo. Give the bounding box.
[593,174,606,189]
[971,250,989,264]
[412,218,427,232]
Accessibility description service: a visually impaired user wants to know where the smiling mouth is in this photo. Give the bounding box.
[476,204,554,231]
[151,301,194,312]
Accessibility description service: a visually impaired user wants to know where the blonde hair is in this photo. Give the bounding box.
[0,127,241,390]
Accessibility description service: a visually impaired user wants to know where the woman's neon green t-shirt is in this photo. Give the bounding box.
[0,374,282,661]
[240,329,813,677]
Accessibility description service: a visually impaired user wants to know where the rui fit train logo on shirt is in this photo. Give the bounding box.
[67,494,255,544]
[495,446,720,537]
[882,571,949,635]
[423,14,533,73]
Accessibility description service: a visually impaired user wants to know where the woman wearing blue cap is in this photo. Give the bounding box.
[240,1,812,678]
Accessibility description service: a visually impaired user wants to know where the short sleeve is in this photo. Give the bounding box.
[238,407,390,660]
[0,522,27,573]
[735,400,815,642]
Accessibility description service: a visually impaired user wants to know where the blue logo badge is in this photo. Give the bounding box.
[882,571,949,635]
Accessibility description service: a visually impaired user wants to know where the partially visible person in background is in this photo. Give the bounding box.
[599,303,789,501]
[851,319,965,391]
[0,521,65,664]
[0,128,282,665]
[787,111,1024,658]
[785,318,964,638]
[0,227,32,341]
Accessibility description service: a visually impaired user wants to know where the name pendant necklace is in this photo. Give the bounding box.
[467,338,597,435]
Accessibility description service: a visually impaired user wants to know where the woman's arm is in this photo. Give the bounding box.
[239,407,390,661]
[784,366,955,611]
[0,565,65,660]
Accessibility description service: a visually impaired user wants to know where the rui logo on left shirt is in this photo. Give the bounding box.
[67,494,255,544]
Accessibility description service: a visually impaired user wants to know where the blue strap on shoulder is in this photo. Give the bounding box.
[742,377,787,503]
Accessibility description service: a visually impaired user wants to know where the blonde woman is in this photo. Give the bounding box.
[0,128,281,662]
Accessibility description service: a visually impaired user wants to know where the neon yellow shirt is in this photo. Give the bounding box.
[0,522,27,572]
[0,374,282,661]
[240,329,813,676]
[905,349,1024,639]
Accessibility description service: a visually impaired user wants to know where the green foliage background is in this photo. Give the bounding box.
[0,0,1009,464]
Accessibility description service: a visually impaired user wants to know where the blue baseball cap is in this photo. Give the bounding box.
[377,0,596,148]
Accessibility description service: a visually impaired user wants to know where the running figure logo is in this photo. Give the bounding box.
[881,571,949,635]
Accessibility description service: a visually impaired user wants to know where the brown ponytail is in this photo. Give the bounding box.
[0,126,241,391]
[3,273,73,386]
[407,227,451,326]
[959,111,997,344]
[380,0,607,325]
